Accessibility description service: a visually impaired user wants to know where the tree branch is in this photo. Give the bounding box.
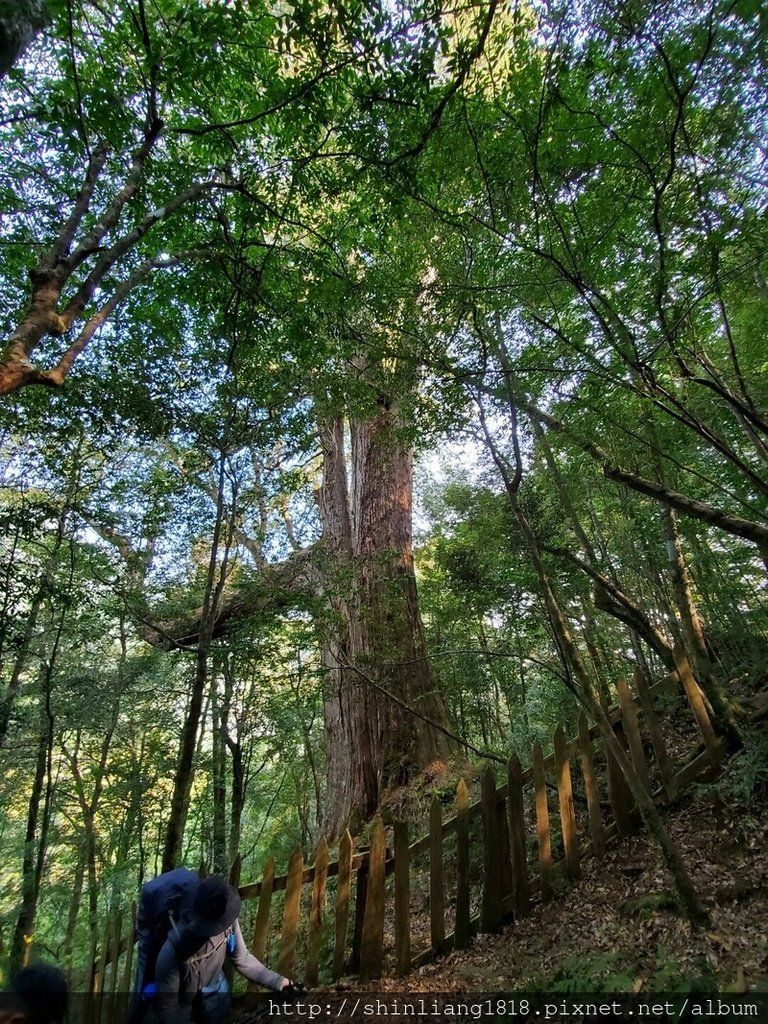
[526,401,768,547]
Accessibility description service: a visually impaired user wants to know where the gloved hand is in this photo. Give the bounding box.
[280,982,308,1000]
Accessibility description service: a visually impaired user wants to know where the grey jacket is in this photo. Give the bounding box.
[155,918,284,1022]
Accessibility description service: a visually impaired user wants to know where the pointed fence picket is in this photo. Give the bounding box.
[83,653,727,991]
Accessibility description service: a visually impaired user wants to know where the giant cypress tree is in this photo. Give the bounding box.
[0,0,500,841]
[142,212,463,838]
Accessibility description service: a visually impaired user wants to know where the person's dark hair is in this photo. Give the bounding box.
[193,875,231,922]
[4,963,68,1023]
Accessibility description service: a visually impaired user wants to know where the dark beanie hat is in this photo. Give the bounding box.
[4,962,68,1023]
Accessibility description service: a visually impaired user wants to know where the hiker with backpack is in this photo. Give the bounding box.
[128,870,296,1024]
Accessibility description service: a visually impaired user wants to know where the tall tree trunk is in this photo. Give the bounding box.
[210,659,228,875]
[63,840,87,971]
[162,649,210,871]
[514,495,708,925]
[62,686,120,954]
[661,505,741,744]
[318,409,455,838]
[222,657,245,866]
[10,659,56,969]
[641,411,742,745]
[531,412,675,671]
[0,595,43,746]
[227,736,245,867]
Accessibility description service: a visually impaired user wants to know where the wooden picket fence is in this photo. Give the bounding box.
[78,647,726,1002]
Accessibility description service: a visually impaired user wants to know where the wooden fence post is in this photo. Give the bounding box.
[429,795,445,950]
[496,790,514,905]
[605,713,635,836]
[531,741,553,901]
[455,779,472,947]
[333,831,353,980]
[617,678,651,794]
[480,768,503,933]
[278,848,304,980]
[394,821,410,976]
[633,666,677,800]
[554,726,580,880]
[251,857,276,971]
[306,838,329,987]
[350,862,367,974]
[506,754,530,918]
[674,646,721,765]
[360,817,386,980]
[577,712,605,858]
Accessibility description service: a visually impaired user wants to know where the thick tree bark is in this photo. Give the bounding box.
[0,0,48,78]
[318,409,455,838]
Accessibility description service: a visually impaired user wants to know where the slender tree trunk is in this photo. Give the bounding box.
[210,659,228,875]
[63,683,120,950]
[10,665,55,969]
[63,840,87,971]
[640,410,742,745]
[227,737,245,867]
[222,658,246,866]
[661,505,741,744]
[162,650,209,872]
[514,494,709,926]
[0,595,42,746]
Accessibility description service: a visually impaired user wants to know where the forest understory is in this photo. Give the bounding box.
[336,758,768,994]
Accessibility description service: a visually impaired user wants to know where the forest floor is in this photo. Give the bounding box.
[335,753,768,994]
